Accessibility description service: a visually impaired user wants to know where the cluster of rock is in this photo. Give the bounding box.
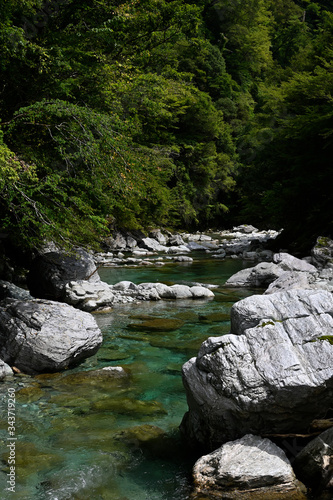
[225,249,333,294]
[0,249,104,376]
[2,228,333,497]
[24,248,215,311]
[182,236,333,499]
[65,280,214,311]
[95,225,280,266]
[0,227,230,375]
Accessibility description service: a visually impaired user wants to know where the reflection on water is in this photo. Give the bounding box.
[0,258,253,500]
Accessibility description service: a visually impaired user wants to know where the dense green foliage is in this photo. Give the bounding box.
[0,0,332,250]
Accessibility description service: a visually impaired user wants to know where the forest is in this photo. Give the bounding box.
[0,0,332,253]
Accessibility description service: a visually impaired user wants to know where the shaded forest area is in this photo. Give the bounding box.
[1,0,332,253]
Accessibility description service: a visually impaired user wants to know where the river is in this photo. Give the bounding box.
[0,256,254,499]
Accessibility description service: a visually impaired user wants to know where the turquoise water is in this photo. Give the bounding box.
[0,258,253,500]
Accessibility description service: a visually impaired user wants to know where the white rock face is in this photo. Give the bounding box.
[273,252,317,272]
[65,280,115,311]
[266,267,333,294]
[230,288,332,333]
[193,434,306,499]
[181,290,333,448]
[264,271,314,294]
[140,237,168,252]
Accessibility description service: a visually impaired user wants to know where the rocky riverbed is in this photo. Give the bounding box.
[1,227,333,498]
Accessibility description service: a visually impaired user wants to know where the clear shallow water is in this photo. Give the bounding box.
[0,258,254,500]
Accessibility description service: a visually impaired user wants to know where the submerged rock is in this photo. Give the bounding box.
[128,317,184,332]
[16,385,45,403]
[181,289,333,449]
[2,441,64,479]
[192,434,306,499]
[57,366,130,388]
[0,299,102,374]
[198,312,230,323]
[114,424,167,454]
[91,396,167,415]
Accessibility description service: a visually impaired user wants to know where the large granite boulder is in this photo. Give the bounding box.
[225,262,284,287]
[181,289,333,450]
[0,299,102,374]
[192,434,306,499]
[293,427,333,493]
[27,248,100,300]
[226,253,317,288]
